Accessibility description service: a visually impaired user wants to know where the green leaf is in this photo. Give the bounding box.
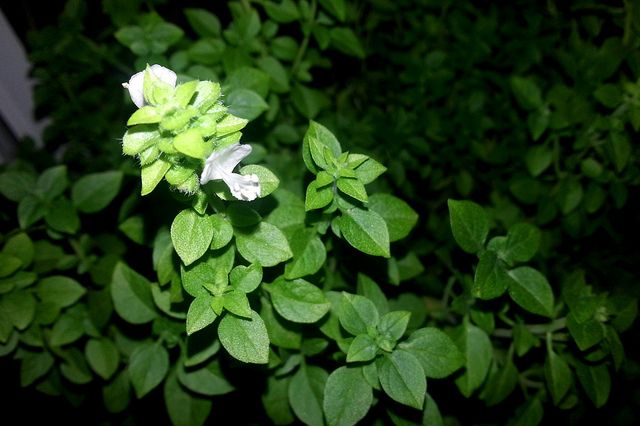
[302,120,342,174]
[178,362,234,396]
[171,209,214,266]
[337,177,368,203]
[480,360,518,406]
[330,27,366,59]
[186,294,217,335]
[379,350,426,409]
[35,276,85,308]
[607,132,631,172]
[141,158,171,196]
[448,199,489,254]
[0,170,36,202]
[18,194,46,229]
[230,263,263,293]
[357,274,389,315]
[507,267,554,318]
[20,349,54,386]
[218,310,269,364]
[184,8,221,37]
[222,289,252,318]
[305,180,334,211]
[185,327,221,367]
[338,293,380,336]
[319,0,347,21]
[45,196,80,234]
[510,76,543,110]
[399,328,464,379]
[165,370,212,426]
[525,145,553,177]
[71,171,123,213]
[35,165,67,201]
[103,370,131,413]
[257,56,290,92]
[173,129,207,159]
[338,208,390,257]
[289,365,328,426]
[566,314,604,351]
[347,334,378,362]
[510,397,544,426]
[85,338,120,380]
[235,222,293,267]
[527,109,550,141]
[545,344,572,405]
[575,362,611,408]
[128,342,170,398]
[240,164,280,198]
[2,290,36,330]
[264,0,300,23]
[502,223,541,263]
[3,233,33,269]
[269,277,331,323]
[127,105,161,125]
[227,204,262,228]
[260,296,302,350]
[473,251,512,299]
[323,366,373,426]
[454,321,493,397]
[368,194,418,242]
[263,375,295,424]
[227,89,269,120]
[111,262,157,324]
[209,214,234,250]
[292,85,330,119]
[119,215,145,244]
[378,311,411,342]
[49,310,85,346]
[284,226,327,279]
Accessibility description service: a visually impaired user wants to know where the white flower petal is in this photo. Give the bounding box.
[200,143,261,201]
[122,70,145,108]
[149,64,177,87]
[122,64,177,108]
[200,143,252,183]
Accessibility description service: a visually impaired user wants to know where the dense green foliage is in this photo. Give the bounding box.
[1,0,639,424]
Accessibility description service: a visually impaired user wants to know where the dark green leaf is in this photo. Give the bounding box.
[270,277,330,323]
[128,342,170,398]
[447,199,489,254]
[399,327,464,379]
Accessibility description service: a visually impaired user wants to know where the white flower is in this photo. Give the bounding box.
[200,143,261,201]
[122,64,177,108]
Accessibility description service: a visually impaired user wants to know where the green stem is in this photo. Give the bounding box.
[291,0,317,82]
[492,317,567,338]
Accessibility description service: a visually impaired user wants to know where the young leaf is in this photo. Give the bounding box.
[218,310,269,364]
[230,263,263,293]
[186,294,217,335]
[338,208,390,258]
[377,311,411,342]
[323,366,373,426]
[171,209,214,266]
[302,121,342,174]
[338,293,380,336]
[447,199,489,254]
[378,350,426,409]
[507,267,554,318]
[347,334,378,362]
[502,223,541,264]
[473,250,512,299]
[269,277,331,324]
